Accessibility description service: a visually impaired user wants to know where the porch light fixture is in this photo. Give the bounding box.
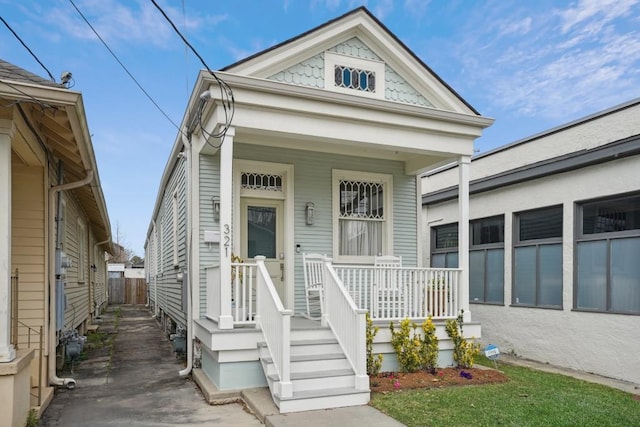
[212,197,220,222]
[305,202,315,225]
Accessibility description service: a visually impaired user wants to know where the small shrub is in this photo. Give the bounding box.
[420,316,439,374]
[445,309,480,369]
[366,312,383,375]
[390,317,439,373]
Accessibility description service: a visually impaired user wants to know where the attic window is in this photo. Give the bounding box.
[334,65,375,92]
[324,51,385,99]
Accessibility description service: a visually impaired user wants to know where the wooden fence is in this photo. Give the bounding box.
[108,277,147,305]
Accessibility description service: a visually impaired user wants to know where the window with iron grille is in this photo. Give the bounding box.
[333,171,392,262]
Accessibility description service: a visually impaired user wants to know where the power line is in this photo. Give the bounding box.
[149,0,234,143]
[0,15,56,82]
[68,0,184,135]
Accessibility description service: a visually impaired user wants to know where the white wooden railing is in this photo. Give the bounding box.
[207,262,258,327]
[255,256,292,399]
[323,259,369,390]
[334,266,461,320]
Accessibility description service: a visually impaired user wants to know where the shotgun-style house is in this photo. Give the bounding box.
[422,98,640,386]
[145,7,493,412]
[0,59,112,426]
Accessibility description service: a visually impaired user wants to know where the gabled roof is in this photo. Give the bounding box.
[0,58,62,88]
[222,6,480,115]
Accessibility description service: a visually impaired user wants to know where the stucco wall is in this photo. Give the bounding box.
[423,101,640,192]
[423,153,640,385]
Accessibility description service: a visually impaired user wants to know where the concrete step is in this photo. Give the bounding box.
[274,387,370,413]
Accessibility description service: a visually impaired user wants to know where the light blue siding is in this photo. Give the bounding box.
[199,153,220,318]
[234,143,418,314]
[151,158,188,328]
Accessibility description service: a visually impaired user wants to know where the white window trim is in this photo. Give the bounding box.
[324,51,385,100]
[332,169,393,264]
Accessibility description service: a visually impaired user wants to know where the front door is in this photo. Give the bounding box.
[240,198,285,304]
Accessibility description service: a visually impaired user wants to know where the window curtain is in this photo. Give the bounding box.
[339,219,382,256]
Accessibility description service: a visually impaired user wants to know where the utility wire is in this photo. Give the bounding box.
[149,0,234,143]
[68,0,184,135]
[0,15,56,82]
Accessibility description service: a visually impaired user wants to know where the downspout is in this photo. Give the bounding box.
[179,132,193,377]
[93,238,111,315]
[48,168,94,389]
[151,219,158,317]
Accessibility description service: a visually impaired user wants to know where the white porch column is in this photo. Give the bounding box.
[458,155,471,322]
[0,121,16,362]
[218,127,235,330]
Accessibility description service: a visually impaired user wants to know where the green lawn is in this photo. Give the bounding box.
[370,359,640,426]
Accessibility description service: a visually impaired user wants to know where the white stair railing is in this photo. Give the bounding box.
[335,266,461,320]
[231,262,256,325]
[255,256,292,398]
[322,258,369,391]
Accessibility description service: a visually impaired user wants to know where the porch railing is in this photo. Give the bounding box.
[255,256,292,398]
[334,266,461,319]
[206,262,258,327]
[322,260,369,390]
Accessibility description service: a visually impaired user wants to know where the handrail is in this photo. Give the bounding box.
[12,268,43,407]
[254,256,292,399]
[322,259,369,391]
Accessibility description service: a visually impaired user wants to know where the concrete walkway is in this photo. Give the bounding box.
[40,305,263,427]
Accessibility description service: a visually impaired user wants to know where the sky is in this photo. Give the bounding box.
[1,0,639,256]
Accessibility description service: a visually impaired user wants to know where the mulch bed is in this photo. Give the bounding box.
[370,367,509,393]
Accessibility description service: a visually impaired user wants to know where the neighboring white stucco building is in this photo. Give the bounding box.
[422,98,640,386]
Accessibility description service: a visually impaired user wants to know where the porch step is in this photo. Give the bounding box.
[274,387,370,413]
[259,327,370,413]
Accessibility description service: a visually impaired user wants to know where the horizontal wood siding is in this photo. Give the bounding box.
[199,153,220,318]
[153,158,188,327]
[234,143,417,314]
[11,159,46,347]
[61,193,90,330]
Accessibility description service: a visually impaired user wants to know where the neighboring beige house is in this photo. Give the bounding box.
[0,59,112,426]
[146,7,493,413]
[422,98,640,386]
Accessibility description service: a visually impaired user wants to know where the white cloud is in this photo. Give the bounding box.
[559,0,638,34]
[453,1,640,122]
[44,0,226,49]
[499,16,532,36]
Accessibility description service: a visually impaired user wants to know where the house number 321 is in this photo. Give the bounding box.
[223,224,230,257]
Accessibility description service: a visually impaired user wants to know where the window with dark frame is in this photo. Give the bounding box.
[431,223,458,268]
[470,216,504,304]
[576,193,640,314]
[513,206,563,308]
